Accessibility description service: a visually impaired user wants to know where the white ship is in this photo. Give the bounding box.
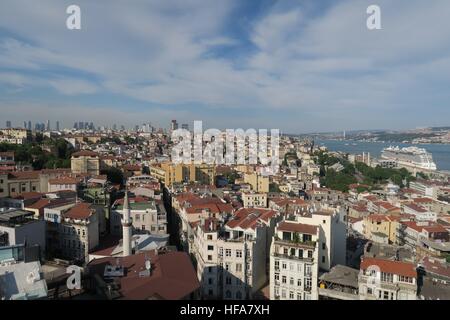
[381,146,437,171]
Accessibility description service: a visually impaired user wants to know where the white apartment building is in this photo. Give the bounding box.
[358,257,417,300]
[57,202,99,262]
[270,220,320,300]
[191,208,279,300]
[110,198,167,236]
[294,210,347,271]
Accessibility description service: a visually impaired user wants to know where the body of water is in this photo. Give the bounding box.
[316,139,450,172]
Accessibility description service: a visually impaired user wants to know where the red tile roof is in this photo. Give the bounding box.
[360,257,417,278]
[226,208,278,230]
[87,251,200,300]
[64,202,93,219]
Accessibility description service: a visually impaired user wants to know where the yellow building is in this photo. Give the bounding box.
[150,162,216,186]
[244,172,269,193]
[363,214,399,244]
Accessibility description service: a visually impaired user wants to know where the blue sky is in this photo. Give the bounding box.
[1,0,450,133]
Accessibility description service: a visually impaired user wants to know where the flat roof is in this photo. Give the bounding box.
[319,265,359,288]
[0,209,34,223]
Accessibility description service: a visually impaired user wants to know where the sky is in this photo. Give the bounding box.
[1,0,450,133]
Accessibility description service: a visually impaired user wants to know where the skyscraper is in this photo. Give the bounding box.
[182,123,189,130]
[28,121,32,130]
[6,121,11,128]
[46,120,50,131]
[171,119,178,131]
[56,121,60,131]
[23,121,27,129]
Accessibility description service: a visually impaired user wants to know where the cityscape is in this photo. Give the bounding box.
[1,0,450,309]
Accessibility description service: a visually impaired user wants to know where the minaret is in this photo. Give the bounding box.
[122,189,133,257]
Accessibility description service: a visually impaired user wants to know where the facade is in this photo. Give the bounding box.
[0,209,46,256]
[110,197,167,236]
[150,163,216,186]
[270,220,320,300]
[52,202,99,262]
[244,173,269,193]
[241,192,268,208]
[358,257,417,300]
[191,208,279,299]
[71,150,100,175]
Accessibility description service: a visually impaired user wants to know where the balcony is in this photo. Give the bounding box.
[274,236,316,249]
[273,252,314,263]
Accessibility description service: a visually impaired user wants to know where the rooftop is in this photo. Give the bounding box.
[87,251,199,300]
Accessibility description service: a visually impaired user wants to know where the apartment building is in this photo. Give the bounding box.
[358,257,417,300]
[241,191,267,208]
[110,196,167,236]
[0,128,31,144]
[397,220,449,254]
[270,220,320,300]
[244,173,269,193]
[362,215,399,244]
[0,209,46,256]
[54,202,99,262]
[150,163,216,186]
[191,208,279,299]
[294,210,347,271]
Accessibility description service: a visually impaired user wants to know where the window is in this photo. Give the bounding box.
[236,263,242,273]
[135,214,140,221]
[236,250,242,258]
[275,274,279,281]
[208,245,214,251]
[383,291,389,300]
[323,220,326,224]
[208,255,212,261]
[281,289,286,298]
[305,265,312,276]
[307,250,313,258]
[304,278,312,291]
[225,263,230,271]
[297,279,302,287]
[322,242,326,250]
[297,263,302,273]
[208,266,212,273]
[283,248,288,255]
[225,249,231,257]
[297,293,302,300]
[290,277,294,285]
[142,225,146,230]
[208,289,213,296]
[208,278,213,285]
[289,291,294,299]
[275,260,280,271]
[219,248,223,257]
[236,291,242,300]
[298,249,303,258]
[207,235,213,240]
[381,272,393,283]
[225,290,231,299]
[367,287,373,295]
[226,277,232,285]
[11,187,15,193]
[282,276,287,284]
[282,262,287,270]
[322,256,325,263]
[290,263,294,271]
[399,276,413,283]
[290,248,296,256]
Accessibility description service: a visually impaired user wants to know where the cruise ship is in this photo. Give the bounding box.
[381,146,437,171]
